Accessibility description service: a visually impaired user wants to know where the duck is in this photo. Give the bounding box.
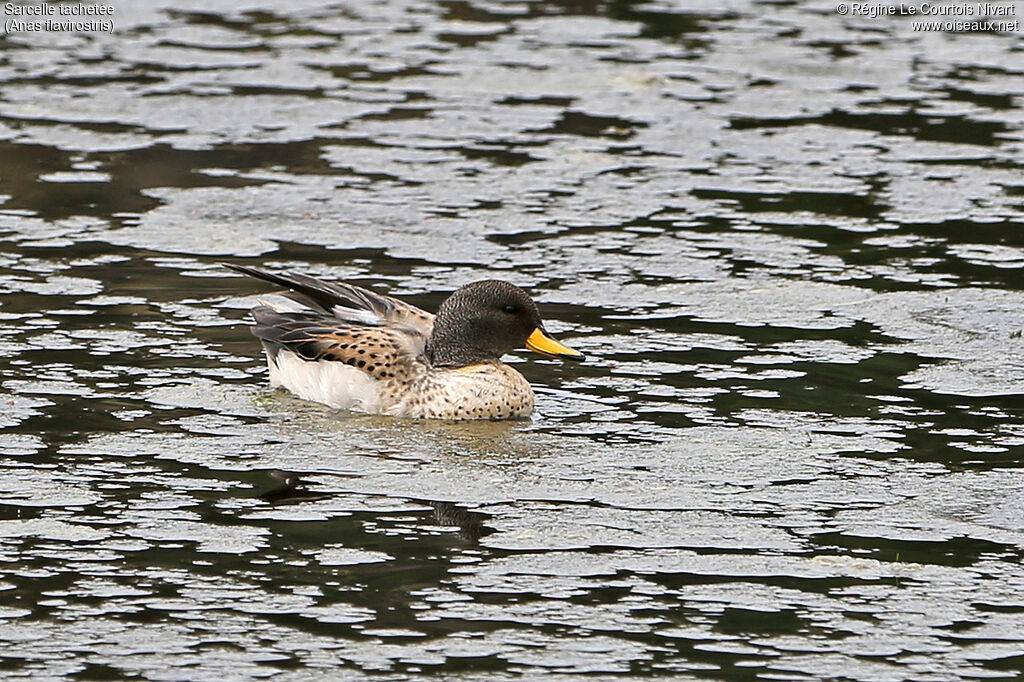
[224,264,585,420]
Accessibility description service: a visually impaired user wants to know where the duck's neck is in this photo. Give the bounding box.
[425,330,493,368]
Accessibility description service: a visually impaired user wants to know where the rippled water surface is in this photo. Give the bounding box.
[2,0,1024,678]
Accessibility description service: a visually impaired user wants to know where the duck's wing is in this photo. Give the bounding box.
[223,263,434,336]
[250,305,423,379]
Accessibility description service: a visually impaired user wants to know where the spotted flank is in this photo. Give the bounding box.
[225,264,584,420]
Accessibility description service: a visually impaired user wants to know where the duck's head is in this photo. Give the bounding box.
[425,280,585,368]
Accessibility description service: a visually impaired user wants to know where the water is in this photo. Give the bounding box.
[2,0,1023,679]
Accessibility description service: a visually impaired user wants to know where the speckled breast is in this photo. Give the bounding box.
[380,362,535,420]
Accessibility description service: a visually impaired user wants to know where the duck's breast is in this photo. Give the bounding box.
[382,362,534,420]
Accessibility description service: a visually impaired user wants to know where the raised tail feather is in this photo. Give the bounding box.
[222,262,435,335]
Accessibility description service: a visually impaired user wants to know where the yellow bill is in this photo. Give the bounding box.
[525,328,585,361]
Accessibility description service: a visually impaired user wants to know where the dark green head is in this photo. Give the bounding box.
[425,280,584,368]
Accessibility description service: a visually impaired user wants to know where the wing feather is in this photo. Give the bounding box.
[250,306,421,381]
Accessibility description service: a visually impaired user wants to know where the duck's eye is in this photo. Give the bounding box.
[502,304,519,314]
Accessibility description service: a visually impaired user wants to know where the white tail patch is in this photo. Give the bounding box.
[267,349,381,412]
[257,295,306,313]
[330,305,381,325]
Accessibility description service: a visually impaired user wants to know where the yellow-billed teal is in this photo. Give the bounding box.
[224,264,585,420]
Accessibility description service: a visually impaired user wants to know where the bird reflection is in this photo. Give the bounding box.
[257,470,332,503]
[430,501,493,543]
[255,472,493,542]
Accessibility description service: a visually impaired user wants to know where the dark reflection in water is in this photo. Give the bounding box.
[1,0,1023,678]
[731,109,1013,146]
[430,501,493,543]
[257,470,333,504]
[258,473,492,541]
